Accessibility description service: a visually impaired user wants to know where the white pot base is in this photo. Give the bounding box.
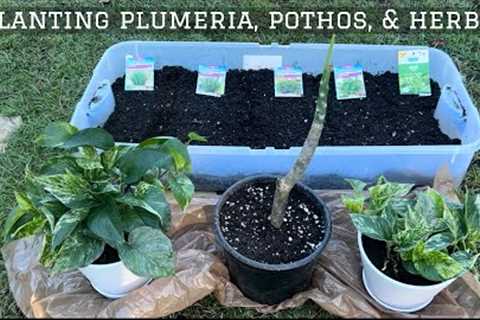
[362,270,432,313]
[90,278,152,299]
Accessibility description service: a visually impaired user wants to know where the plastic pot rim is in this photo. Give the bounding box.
[357,232,457,290]
[214,175,332,272]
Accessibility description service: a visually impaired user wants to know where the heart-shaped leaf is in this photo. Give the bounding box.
[52,229,104,274]
[117,226,175,278]
[86,200,124,245]
[117,182,171,231]
[36,122,78,148]
[63,128,114,150]
[167,173,194,210]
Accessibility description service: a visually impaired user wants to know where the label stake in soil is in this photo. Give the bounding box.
[269,35,335,229]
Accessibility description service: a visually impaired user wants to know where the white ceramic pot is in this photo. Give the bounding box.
[358,233,456,313]
[79,260,150,299]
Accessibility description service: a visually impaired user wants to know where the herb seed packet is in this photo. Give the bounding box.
[398,49,431,96]
[274,66,304,97]
[196,65,227,97]
[124,55,154,91]
[334,64,367,100]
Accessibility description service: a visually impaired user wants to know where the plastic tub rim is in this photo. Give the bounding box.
[213,175,332,272]
[75,40,480,152]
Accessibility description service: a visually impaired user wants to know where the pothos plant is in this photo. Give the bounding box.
[3,122,205,278]
[343,176,480,282]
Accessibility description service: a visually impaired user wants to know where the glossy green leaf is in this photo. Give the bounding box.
[38,206,56,232]
[118,148,173,184]
[140,137,191,172]
[117,226,175,278]
[52,208,89,249]
[101,145,132,170]
[368,179,414,211]
[51,229,104,274]
[11,215,46,240]
[187,132,207,143]
[167,173,194,210]
[15,191,35,211]
[120,207,160,233]
[3,207,28,239]
[350,214,394,241]
[451,251,480,272]
[412,243,464,282]
[34,171,94,208]
[39,156,80,176]
[464,191,480,234]
[117,182,171,231]
[36,122,78,148]
[424,232,455,252]
[86,200,124,245]
[345,179,367,194]
[63,128,114,150]
[402,260,420,276]
[444,205,467,240]
[342,195,365,213]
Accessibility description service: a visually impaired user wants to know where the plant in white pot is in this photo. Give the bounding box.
[3,122,200,299]
[343,176,480,312]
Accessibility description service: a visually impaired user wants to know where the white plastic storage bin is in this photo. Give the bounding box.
[70,41,480,191]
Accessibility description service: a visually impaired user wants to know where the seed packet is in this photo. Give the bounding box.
[124,55,154,91]
[334,64,367,100]
[274,66,304,97]
[398,49,431,96]
[196,65,227,97]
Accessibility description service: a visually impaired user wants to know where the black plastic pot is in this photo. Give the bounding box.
[213,175,332,305]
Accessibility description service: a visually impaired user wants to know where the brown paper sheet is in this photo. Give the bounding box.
[3,179,480,318]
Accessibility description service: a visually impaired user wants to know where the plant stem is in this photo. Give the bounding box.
[269,35,335,229]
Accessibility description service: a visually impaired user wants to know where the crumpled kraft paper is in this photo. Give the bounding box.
[3,172,480,318]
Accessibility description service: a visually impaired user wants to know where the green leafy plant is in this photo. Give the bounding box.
[130,71,147,86]
[3,122,204,278]
[343,176,480,282]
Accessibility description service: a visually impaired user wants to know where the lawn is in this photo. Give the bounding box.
[0,0,479,318]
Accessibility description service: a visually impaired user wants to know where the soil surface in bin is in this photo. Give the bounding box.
[92,244,120,265]
[218,181,327,264]
[362,235,438,286]
[104,66,461,148]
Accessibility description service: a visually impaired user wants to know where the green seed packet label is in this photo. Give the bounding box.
[334,64,367,100]
[196,65,227,97]
[398,49,431,96]
[274,66,304,97]
[125,55,154,91]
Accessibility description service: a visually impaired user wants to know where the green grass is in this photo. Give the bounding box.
[0,0,479,318]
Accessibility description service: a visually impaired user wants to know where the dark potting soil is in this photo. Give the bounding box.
[219,181,327,264]
[362,235,438,286]
[92,244,120,265]
[104,66,460,148]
